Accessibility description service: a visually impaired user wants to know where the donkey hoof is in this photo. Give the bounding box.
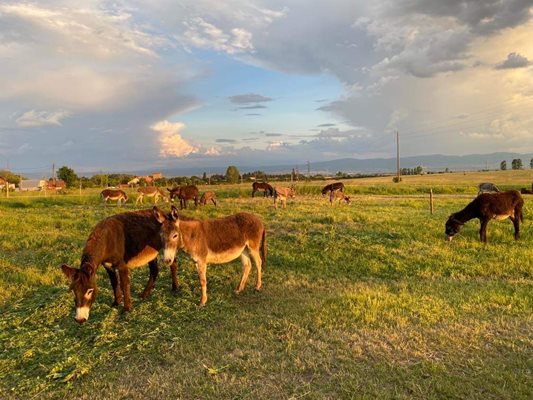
[254,287,262,292]
[171,285,182,293]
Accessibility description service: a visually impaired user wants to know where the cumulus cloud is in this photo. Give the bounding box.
[152,120,198,158]
[495,52,530,69]
[16,110,70,127]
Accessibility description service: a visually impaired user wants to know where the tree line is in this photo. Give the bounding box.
[500,158,533,171]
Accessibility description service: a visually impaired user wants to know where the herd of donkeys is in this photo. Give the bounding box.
[62,181,528,323]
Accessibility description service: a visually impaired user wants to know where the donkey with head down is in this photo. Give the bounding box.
[445,190,524,243]
[100,189,128,206]
[153,205,266,306]
[61,209,181,323]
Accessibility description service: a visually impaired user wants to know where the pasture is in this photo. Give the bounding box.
[0,171,532,399]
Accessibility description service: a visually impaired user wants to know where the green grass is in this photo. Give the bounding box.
[0,177,532,399]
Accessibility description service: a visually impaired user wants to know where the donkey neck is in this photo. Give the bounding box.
[453,206,477,224]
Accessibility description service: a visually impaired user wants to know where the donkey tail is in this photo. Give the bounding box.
[260,228,267,269]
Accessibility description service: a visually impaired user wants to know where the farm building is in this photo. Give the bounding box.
[47,179,66,190]
[19,179,46,191]
[152,172,163,180]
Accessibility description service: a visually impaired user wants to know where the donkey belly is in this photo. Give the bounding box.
[126,246,159,268]
[206,245,246,264]
[494,212,513,220]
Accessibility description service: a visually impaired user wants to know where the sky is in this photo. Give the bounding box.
[1,0,533,175]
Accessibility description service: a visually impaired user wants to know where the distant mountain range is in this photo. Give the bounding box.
[141,152,533,177]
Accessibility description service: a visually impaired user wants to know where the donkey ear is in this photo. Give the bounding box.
[153,206,166,223]
[61,264,75,280]
[167,188,171,192]
[170,205,179,221]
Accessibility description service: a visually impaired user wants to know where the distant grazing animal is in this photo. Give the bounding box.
[478,182,500,196]
[127,177,140,187]
[445,190,524,243]
[252,182,274,198]
[154,205,266,306]
[167,185,199,209]
[136,186,169,205]
[274,186,296,209]
[100,189,128,206]
[329,190,350,205]
[520,183,533,194]
[321,182,345,196]
[200,191,217,206]
[61,209,181,323]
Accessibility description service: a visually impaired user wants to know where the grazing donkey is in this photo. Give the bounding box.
[478,182,500,196]
[61,209,180,323]
[167,185,199,209]
[445,190,524,243]
[100,189,128,206]
[329,190,350,205]
[321,182,345,196]
[274,186,296,208]
[153,205,266,306]
[252,182,274,198]
[200,191,217,206]
[136,186,169,205]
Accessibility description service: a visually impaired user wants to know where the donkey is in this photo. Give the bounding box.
[136,186,169,205]
[274,186,296,209]
[153,206,266,306]
[168,185,199,209]
[61,209,181,323]
[321,182,345,196]
[252,182,274,198]
[478,182,500,196]
[329,190,350,205]
[445,190,524,243]
[200,191,217,206]
[100,189,128,206]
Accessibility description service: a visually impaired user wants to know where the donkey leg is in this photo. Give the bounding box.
[511,216,520,240]
[195,261,208,306]
[118,265,132,311]
[105,267,122,306]
[235,250,252,294]
[169,259,180,291]
[479,219,489,243]
[140,259,159,299]
[249,249,263,292]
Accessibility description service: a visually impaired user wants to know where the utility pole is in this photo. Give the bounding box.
[396,131,400,182]
[307,160,310,178]
[52,163,56,186]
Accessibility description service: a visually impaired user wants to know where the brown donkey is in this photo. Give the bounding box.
[445,190,524,242]
[200,191,217,206]
[273,186,296,208]
[100,189,128,206]
[136,186,169,205]
[153,205,266,306]
[61,210,180,323]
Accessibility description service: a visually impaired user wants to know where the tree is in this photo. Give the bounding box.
[225,165,240,184]
[530,158,533,169]
[500,160,507,171]
[57,166,78,187]
[511,158,523,170]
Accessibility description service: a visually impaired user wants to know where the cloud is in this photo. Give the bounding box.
[265,133,283,137]
[495,52,530,69]
[16,110,70,127]
[236,104,267,110]
[183,17,253,55]
[152,120,198,158]
[317,123,336,127]
[228,93,272,104]
[246,113,262,116]
[216,138,237,143]
[204,146,220,156]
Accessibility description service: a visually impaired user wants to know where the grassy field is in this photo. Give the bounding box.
[0,171,532,399]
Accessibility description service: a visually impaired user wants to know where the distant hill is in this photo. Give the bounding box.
[148,152,533,177]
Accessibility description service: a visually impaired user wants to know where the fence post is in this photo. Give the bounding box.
[429,188,434,215]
